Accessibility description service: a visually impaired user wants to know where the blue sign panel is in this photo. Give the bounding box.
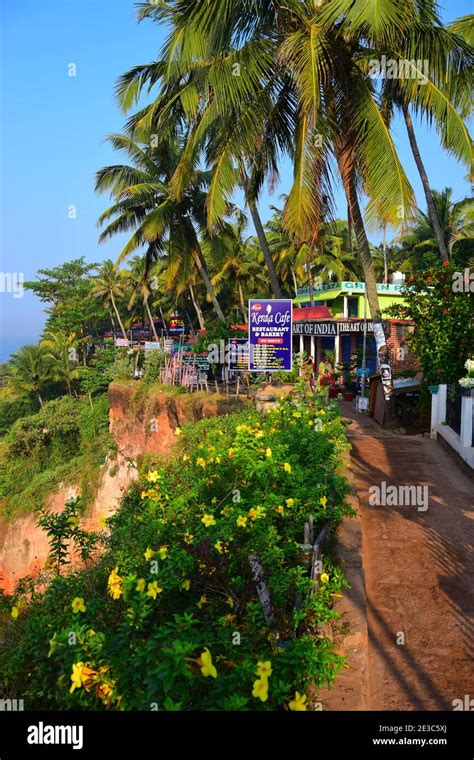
[248,299,293,372]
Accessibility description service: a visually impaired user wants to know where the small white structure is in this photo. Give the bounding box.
[430,385,474,469]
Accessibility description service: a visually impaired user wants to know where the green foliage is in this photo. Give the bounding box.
[0,396,39,435]
[24,258,108,347]
[389,262,474,384]
[0,393,352,711]
[0,395,112,519]
[108,353,135,382]
[37,497,103,575]
[142,349,167,385]
[80,348,118,396]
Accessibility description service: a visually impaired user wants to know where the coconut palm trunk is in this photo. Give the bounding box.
[402,106,449,262]
[189,284,206,329]
[239,165,282,297]
[191,248,225,322]
[144,295,160,341]
[110,291,128,340]
[337,149,385,340]
[237,282,248,320]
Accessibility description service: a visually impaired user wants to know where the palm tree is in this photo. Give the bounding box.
[398,188,474,269]
[125,254,160,341]
[41,331,81,396]
[123,0,421,348]
[95,134,225,322]
[211,216,270,318]
[378,13,472,262]
[6,344,52,408]
[91,260,128,340]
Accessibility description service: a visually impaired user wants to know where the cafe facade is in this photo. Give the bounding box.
[291,281,418,375]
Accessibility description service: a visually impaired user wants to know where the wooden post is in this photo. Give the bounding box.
[248,555,274,626]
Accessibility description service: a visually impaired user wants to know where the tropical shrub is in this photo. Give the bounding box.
[0,391,352,711]
[0,395,112,518]
[390,262,474,384]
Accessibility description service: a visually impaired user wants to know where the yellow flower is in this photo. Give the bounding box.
[136,578,146,593]
[181,578,191,591]
[228,448,235,458]
[196,457,206,468]
[107,567,123,600]
[215,456,221,464]
[255,430,264,439]
[236,515,247,528]
[252,678,269,702]
[158,545,168,560]
[320,495,328,509]
[214,540,223,554]
[11,606,19,620]
[283,462,292,473]
[293,411,302,418]
[144,547,155,561]
[197,595,208,609]
[266,448,272,458]
[225,596,234,608]
[199,648,217,678]
[183,531,194,544]
[286,498,295,507]
[147,581,163,599]
[288,691,307,711]
[182,453,189,462]
[276,505,284,516]
[320,572,329,584]
[256,660,273,679]
[248,508,257,521]
[174,427,181,436]
[202,514,216,528]
[145,470,160,483]
[140,490,149,501]
[70,662,86,694]
[71,597,86,614]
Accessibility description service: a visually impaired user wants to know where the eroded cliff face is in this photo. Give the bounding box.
[0,384,244,592]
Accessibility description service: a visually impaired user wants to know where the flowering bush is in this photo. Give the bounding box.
[0,392,353,711]
[389,262,474,384]
[459,359,474,389]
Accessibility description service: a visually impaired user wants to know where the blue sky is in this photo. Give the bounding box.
[0,0,471,361]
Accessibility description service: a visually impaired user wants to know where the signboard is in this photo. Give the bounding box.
[296,281,404,298]
[249,299,292,372]
[163,339,174,354]
[292,320,387,336]
[169,316,184,334]
[228,338,249,371]
[114,338,129,347]
[144,341,161,351]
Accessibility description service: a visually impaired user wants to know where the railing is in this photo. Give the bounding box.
[446,383,462,435]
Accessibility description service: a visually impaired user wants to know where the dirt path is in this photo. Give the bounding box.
[343,404,474,710]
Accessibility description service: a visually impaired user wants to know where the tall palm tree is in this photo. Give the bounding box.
[91,260,128,340]
[125,254,160,341]
[397,188,474,269]
[123,0,420,348]
[95,134,225,322]
[378,13,472,261]
[6,344,52,408]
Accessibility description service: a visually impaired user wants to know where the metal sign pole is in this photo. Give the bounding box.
[360,291,367,399]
